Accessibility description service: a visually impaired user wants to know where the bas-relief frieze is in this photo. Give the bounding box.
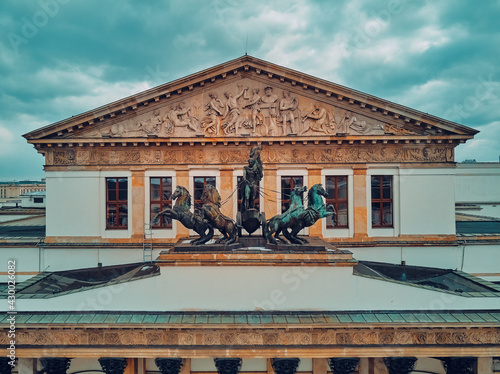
[5,327,499,348]
[46,145,454,167]
[80,80,412,139]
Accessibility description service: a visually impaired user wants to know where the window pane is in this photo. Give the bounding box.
[338,177,347,199]
[382,176,392,199]
[372,203,380,226]
[119,204,128,226]
[108,189,116,201]
[151,204,161,226]
[107,205,116,226]
[162,177,172,200]
[293,176,303,187]
[383,202,393,226]
[338,202,348,227]
[107,178,116,191]
[281,177,291,190]
[151,178,160,201]
[371,177,381,199]
[118,178,127,189]
[206,177,216,187]
[325,177,335,198]
[118,189,127,201]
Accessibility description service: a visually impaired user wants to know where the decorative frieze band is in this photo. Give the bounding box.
[45,144,454,167]
[4,326,498,348]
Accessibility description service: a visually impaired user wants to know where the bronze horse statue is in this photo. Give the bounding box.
[200,184,238,245]
[284,183,335,244]
[264,185,307,244]
[155,185,214,245]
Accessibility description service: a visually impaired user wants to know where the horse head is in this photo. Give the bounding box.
[291,185,307,198]
[201,184,221,206]
[309,183,328,199]
[172,185,191,208]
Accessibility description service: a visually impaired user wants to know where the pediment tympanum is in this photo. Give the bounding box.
[24,55,477,149]
[77,79,394,139]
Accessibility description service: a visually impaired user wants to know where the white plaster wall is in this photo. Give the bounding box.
[46,171,101,237]
[399,169,455,235]
[349,243,500,282]
[16,265,500,312]
[455,163,500,203]
[0,246,39,282]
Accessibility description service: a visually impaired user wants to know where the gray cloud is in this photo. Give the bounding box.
[1,0,499,180]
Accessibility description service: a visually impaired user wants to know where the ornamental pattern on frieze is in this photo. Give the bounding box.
[47,145,454,166]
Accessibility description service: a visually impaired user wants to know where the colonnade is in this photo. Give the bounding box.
[0,356,481,374]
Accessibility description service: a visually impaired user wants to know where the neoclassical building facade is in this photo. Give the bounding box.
[1,56,499,374]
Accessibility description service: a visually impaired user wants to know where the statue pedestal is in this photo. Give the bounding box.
[160,237,356,267]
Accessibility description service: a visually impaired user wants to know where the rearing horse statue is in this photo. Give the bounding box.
[200,184,238,245]
[155,185,214,245]
[264,185,307,244]
[284,183,335,244]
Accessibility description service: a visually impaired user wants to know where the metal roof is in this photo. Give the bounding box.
[2,311,499,327]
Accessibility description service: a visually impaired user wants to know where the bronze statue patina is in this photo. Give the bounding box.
[155,185,214,245]
[241,145,263,212]
[238,145,264,235]
[284,184,335,244]
[264,185,307,244]
[201,184,238,244]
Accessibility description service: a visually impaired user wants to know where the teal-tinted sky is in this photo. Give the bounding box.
[1,0,499,180]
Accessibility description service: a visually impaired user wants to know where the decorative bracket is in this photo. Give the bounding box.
[383,357,417,374]
[328,358,360,374]
[155,358,184,374]
[39,358,72,374]
[98,358,128,374]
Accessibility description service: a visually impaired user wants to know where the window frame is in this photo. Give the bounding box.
[150,176,173,229]
[105,177,128,230]
[325,175,349,229]
[371,175,394,228]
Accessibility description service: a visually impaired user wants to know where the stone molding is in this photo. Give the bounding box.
[44,143,454,167]
[6,326,499,349]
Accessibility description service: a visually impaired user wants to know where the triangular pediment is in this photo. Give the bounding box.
[24,55,478,144]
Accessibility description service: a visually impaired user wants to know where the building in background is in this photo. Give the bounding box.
[1,56,499,374]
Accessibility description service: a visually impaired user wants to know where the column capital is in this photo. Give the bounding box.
[98,357,128,374]
[214,358,242,374]
[328,358,360,374]
[155,358,184,374]
[0,357,14,374]
[383,357,417,374]
[40,358,72,374]
[441,357,476,374]
[271,358,300,374]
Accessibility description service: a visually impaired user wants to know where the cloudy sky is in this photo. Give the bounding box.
[1,0,499,181]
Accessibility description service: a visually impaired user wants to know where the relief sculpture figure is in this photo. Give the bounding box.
[260,86,279,135]
[222,87,247,135]
[279,90,299,135]
[164,102,203,135]
[201,92,225,135]
[299,104,331,135]
[243,88,265,135]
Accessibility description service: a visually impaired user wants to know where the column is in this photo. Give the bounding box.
[383,357,417,374]
[220,168,234,218]
[441,357,476,374]
[214,358,242,374]
[477,357,493,374]
[0,357,13,374]
[98,358,128,374]
[131,170,145,239]
[175,169,190,238]
[40,358,71,374]
[328,358,360,374]
[352,167,368,239]
[308,168,322,237]
[263,167,278,219]
[155,358,183,374]
[271,358,300,374]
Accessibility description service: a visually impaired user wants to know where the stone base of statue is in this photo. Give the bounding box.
[264,236,336,252]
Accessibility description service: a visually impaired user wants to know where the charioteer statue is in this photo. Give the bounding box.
[156,145,335,247]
